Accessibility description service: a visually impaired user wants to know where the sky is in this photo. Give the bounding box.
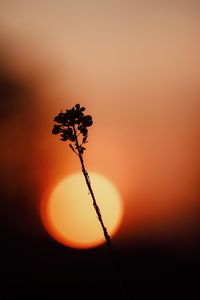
[0,0,200,296]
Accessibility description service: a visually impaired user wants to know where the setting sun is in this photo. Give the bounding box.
[41,172,123,249]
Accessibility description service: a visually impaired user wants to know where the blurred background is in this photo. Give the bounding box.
[0,0,199,297]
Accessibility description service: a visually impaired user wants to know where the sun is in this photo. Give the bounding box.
[40,172,124,249]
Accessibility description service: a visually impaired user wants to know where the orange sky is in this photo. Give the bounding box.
[0,0,200,245]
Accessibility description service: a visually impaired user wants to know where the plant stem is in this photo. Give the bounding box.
[72,126,123,269]
[72,125,130,295]
[73,125,112,247]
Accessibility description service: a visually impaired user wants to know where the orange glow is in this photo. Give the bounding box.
[41,172,123,249]
[1,1,199,241]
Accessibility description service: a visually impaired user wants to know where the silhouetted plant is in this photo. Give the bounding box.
[52,103,113,248]
[52,104,131,296]
[52,104,131,295]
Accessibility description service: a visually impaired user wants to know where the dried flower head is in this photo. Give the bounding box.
[52,104,93,154]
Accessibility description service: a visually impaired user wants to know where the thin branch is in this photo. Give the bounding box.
[72,124,123,277]
[69,144,79,156]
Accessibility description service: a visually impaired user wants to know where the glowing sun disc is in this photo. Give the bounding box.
[41,172,124,249]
